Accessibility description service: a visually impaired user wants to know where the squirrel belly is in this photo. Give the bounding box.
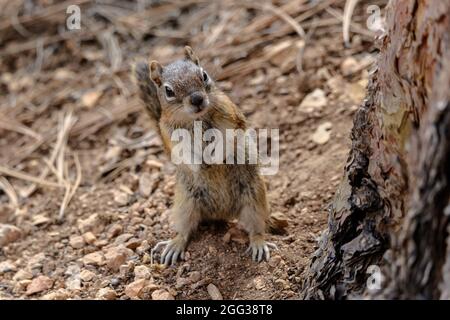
[176,162,269,222]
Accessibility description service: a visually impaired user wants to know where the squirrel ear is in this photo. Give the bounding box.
[149,60,163,86]
[184,46,200,65]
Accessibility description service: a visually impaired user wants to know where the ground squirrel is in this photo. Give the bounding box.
[134,46,279,265]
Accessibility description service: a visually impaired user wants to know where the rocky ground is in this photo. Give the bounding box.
[0,0,377,299]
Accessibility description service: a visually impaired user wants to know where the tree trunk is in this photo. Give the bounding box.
[301,0,450,299]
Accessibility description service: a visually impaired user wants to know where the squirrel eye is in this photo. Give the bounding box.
[202,70,209,82]
[164,85,175,99]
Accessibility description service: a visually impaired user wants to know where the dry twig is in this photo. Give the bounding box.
[0,166,63,188]
[0,176,19,208]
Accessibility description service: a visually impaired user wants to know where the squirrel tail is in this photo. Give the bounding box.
[133,61,162,128]
[266,212,289,235]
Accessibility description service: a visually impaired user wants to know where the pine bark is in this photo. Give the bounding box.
[301,0,450,299]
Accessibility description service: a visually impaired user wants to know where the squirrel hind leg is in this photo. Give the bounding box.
[152,198,201,266]
[238,204,278,262]
[151,235,187,266]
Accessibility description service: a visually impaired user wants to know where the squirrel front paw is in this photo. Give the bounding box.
[246,236,278,262]
[151,235,187,266]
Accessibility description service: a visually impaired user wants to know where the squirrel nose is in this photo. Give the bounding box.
[190,92,204,108]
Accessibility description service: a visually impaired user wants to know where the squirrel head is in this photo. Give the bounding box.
[150,46,215,120]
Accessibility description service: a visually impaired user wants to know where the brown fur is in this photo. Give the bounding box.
[134,47,280,264]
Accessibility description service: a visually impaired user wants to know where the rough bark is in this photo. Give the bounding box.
[301,0,450,299]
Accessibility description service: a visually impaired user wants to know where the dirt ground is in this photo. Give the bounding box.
[0,0,378,299]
